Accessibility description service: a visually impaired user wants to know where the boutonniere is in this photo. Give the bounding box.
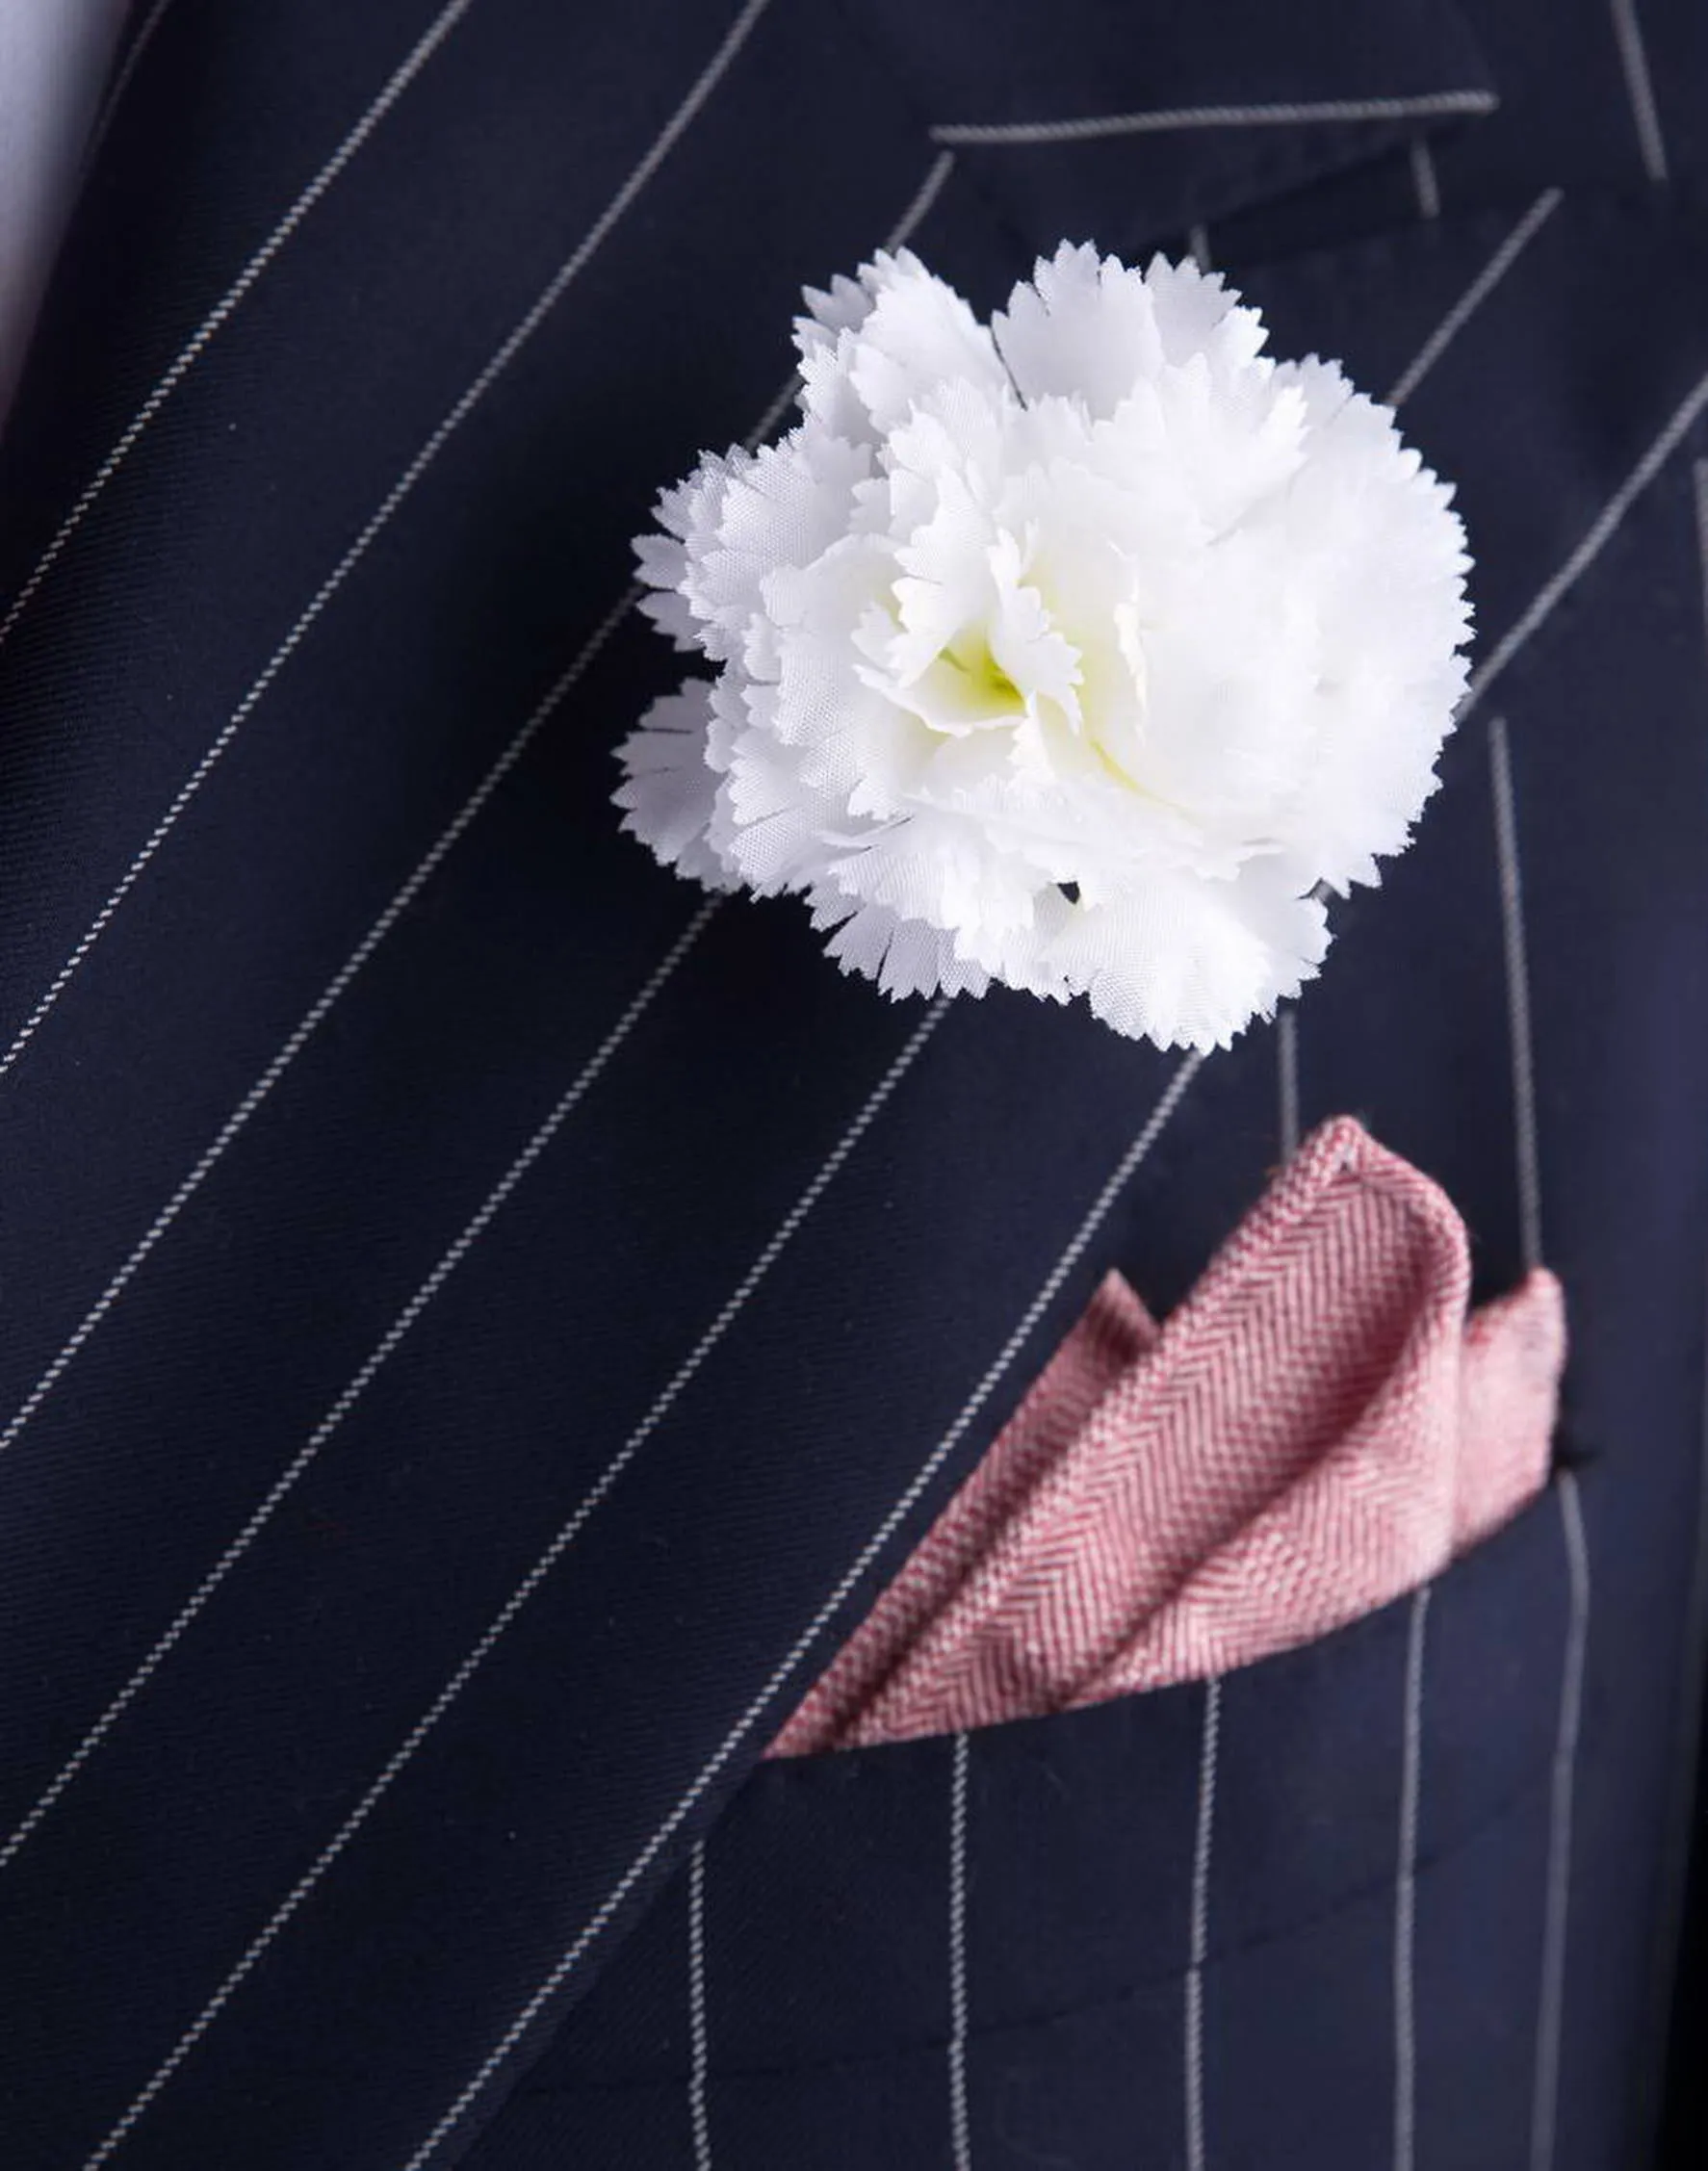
[617,245,1470,1051]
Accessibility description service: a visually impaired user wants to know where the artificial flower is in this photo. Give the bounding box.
[616,243,1471,1050]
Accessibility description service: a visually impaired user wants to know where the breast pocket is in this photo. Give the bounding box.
[471,1467,1585,2171]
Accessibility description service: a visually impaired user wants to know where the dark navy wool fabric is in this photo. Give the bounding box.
[0,2,1703,2165]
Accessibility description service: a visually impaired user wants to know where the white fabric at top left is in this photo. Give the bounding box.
[0,0,130,425]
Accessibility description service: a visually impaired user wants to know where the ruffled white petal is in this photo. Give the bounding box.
[613,685,737,891]
[1042,860,1330,1051]
[797,248,1010,443]
[618,243,1471,1050]
[993,243,1268,420]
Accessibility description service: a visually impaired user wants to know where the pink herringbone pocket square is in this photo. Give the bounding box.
[772,1117,1564,1758]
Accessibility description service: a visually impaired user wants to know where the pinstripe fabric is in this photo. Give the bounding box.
[946,1732,973,2171]
[1,2,1706,2166]
[1183,1674,1220,2171]
[686,1841,712,2170]
[1393,1584,1431,2171]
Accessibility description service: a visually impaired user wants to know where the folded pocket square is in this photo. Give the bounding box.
[772,1116,1564,1757]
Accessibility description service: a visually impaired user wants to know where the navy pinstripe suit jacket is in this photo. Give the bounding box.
[1,1,1705,2163]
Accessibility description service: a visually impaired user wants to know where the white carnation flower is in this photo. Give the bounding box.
[616,243,1472,1050]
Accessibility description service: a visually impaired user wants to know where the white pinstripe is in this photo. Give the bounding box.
[688,1840,712,2171]
[1393,1584,1432,2171]
[0,133,965,1860]
[1409,137,1441,220]
[1277,1010,1301,1160]
[948,1730,973,2171]
[390,1048,1203,2171]
[1489,716,1543,1274]
[1530,1470,1591,2171]
[1461,241,1598,2162]
[0,0,776,1090]
[1183,1674,1221,2171]
[885,148,958,256]
[1609,0,1670,185]
[1,899,719,1878]
[77,996,950,2164]
[1266,213,1553,1179]
[741,374,804,452]
[1478,434,1593,2164]
[1188,223,1213,275]
[0,0,480,664]
[930,89,1496,148]
[1463,365,1708,725]
[1385,189,1560,410]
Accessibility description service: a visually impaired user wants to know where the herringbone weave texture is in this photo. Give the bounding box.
[773,1117,1564,1755]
